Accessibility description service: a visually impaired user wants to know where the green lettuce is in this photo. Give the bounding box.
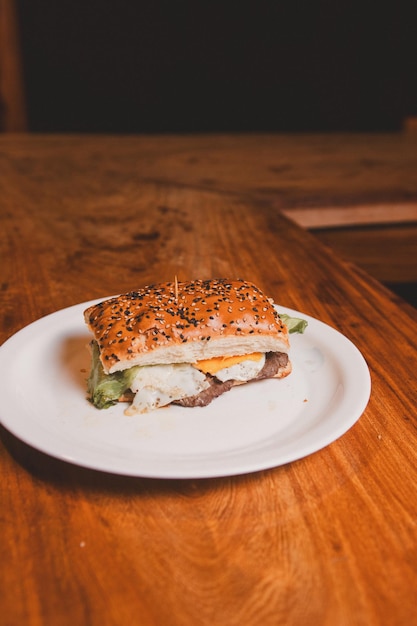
[87,341,140,409]
[278,313,308,334]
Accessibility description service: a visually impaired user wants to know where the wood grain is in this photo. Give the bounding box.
[2,132,416,285]
[1,133,417,207]
[1,134,417,626]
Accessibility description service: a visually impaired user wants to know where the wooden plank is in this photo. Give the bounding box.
[313,223,417,282]
[281,203,417,229]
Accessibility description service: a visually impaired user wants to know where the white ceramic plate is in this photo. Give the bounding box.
[0,299,371,478]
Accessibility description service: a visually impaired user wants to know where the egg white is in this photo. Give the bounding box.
[125,356,267,414]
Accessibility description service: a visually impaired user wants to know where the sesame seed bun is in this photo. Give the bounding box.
[84,278,290,374]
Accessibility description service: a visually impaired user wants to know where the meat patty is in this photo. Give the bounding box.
[173,376,235,408]
[254,351,288,380]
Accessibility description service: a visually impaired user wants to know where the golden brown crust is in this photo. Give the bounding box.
[84,279,289,373]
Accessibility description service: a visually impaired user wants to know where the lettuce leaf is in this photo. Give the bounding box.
[278,313,308,334]
[87,341,139,409]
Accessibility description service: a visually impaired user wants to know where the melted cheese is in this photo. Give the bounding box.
[194,352,263,375]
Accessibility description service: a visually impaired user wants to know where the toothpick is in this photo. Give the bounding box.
[174,275,179,303]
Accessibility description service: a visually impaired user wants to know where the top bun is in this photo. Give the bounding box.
[84,278,290,373]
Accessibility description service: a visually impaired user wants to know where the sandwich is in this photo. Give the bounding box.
[84,278,307,414]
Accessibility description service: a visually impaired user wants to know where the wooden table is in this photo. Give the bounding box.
[1,133,417,626]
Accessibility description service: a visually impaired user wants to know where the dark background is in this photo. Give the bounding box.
[16,0,417,134]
